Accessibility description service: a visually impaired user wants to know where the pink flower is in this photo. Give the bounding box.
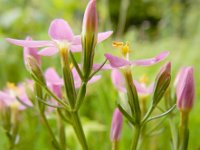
[0,82,32,110]
[110,108,123,141]
[175,67,195,111]
[44,67,101,90]
[6,18,112,56]
[105,51,169,68]
[111,69,153,96]
[45,68,63,99]
[23,36,41,65]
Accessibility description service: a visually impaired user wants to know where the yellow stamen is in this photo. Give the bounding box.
[6,82,17,90]
[112,41,124,48]
[70,63,73,69]
[121,42,130,56]
[112,41,131,56]
[139,75,148,84]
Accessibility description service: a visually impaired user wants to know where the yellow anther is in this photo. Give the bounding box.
[139,75,148,84]
[112,41,131,56]
[70,63,73,69]
[112,41,124,48]
[121,42,130,56]
[6,82,17,90]
[11,101,20,109]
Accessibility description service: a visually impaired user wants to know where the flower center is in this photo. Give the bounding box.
[56,40,71,54]
[112,41,131,58]
[139,75,148,87]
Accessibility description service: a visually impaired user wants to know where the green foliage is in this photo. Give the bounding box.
[0,0,200,149]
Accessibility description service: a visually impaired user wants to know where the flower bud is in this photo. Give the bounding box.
[175,67,195,111]
[153,62,171,106]
[82,0,98,78]
[110,108,123,141]
[25,56,45,84]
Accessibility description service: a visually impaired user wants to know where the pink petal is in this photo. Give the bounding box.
[111,69,126,92]
[0,91,13,106]
[23,37,41,64]
[93,64,113,70]
[72,35,81,45]
[45,68,63,85]
[88,75,101,84]
[110,108,123,141]
[70,45,82,52]
[72,68,81,88]
[6,38,53,47]
[105,53,130,68]
[38,47,58,56]
[72,31,113,45]
[132,51,169,66]
[133,80,154,96]
[48,19,74,41]
[97,31,113,43]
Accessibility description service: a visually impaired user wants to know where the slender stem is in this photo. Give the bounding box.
[35,82,61,150]
[112,141,119,150]
[41,112,61,150]
[57,111,67,150]
[130,126,141,150]
[169,117,178,150]
[141,105,155,125]
[71,111,89,150]
[178,111,189,150]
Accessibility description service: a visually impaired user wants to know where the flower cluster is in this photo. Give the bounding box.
[0,0,196,150]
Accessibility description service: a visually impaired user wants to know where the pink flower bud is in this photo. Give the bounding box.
[82,0,98,38]
[82,0,98,78]
[175,67,195,111]
[110,108,123,141]
[153,62,171,106]
[23,37,41,65]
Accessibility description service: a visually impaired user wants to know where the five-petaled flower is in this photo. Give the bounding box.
[6,19,112,56]
[105,41,169,68]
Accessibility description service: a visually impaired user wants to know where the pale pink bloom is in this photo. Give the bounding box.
[72,68,101,88]
[45,67,101,91]
[6,19,112,56]
[111,69,153,96]
[110,108,123,141]
[0,83,32,110]
[45,68,63,99]
[105,51,169,68]
[175,67,195,110]
[23,36,41,64]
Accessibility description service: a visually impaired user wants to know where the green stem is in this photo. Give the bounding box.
[41,113,62,150]
[35,82,62,150]
[71,111,89,150]
[57,112,67,150]
[112,141,119,150]
[130,126,141,150]
[169,117,178,150]
[178,111,189,150]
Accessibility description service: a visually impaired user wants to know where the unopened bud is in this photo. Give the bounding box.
[152,62,171,106]
[175,67,195,111]
[82,0,98,78]
[25,56,45,84]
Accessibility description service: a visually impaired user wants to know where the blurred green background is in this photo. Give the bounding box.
[0,0,200,149]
